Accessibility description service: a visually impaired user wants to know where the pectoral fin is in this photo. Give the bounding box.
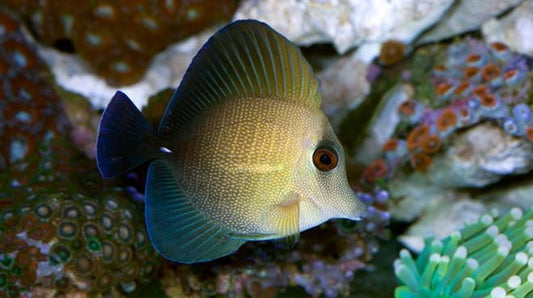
[274,196,300,248]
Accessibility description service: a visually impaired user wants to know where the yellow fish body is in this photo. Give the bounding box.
[97,20,366,263]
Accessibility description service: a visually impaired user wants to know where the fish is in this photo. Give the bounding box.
[96,19,367,264]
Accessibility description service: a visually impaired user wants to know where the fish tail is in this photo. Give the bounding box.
[97,91,159,178]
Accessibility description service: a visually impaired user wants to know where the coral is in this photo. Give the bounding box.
[361,37,532,179]
[0,188,159,297]
[0,10,69,171]
[0,139,161,297]
[394,207,533,297]
[379,40,406,66]
[3,1,238,86]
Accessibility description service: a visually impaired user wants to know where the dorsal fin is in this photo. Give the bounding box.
[158,19,321,136]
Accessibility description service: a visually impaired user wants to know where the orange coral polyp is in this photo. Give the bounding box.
[473,85,489,97]
[379,39,405,66]
[466,54,481,63]
[436,109,457,131]
[436,83,454,97]
[490,41,508,53]
[504,69,518,80]
[362,159,388,183]
[526,126,533,142]
[460,107,470,118]
[480,94,497,108]
[421,135,441,154]
[406,125,430,150]
[398,100,416,116]
[464,67,479,80]
[383,138,399,151]
[411,152,432,172]
[454,81,470,96]
[481,63,501,82]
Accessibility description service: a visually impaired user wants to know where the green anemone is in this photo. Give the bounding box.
[395,207,533,298]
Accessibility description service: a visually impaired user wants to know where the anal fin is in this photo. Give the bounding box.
[145,160,245,263]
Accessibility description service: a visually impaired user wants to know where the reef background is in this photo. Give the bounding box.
[2,0,533,297]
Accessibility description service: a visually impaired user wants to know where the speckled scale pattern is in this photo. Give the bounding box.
[4,0,239,85]
[174,97,323,234]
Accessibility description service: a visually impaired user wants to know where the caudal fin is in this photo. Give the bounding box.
[96,91,158,178]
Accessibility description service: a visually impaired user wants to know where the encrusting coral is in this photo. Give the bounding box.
[395,207,533,298]
[361,37,532,182]
[0,137,161,297]
[0,10,69,171]
[2,0,239,85]
[0,11,161,297]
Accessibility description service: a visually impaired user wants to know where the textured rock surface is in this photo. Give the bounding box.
[39,30,213,109]
[0,10,70,170]
[354,84,414,164]
[389,123,533,221]
[397,197,488,253]
[234,0,454,56]
[482,0,533,56]
[318,54,370,129]
[4,0,237,86]
[418,0,523,44]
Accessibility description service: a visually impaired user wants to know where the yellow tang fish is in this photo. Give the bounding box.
[96,20,366,263]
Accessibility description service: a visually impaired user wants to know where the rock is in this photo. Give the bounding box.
[482,0,533,56]
[0,10,70,170]
[353,84,414,164]
[234,0,454,57]
[398,196,488,253]
[4,0,238,86]
[389,123,533,221]
[418,0,523,44]
[398,178,533,253]
[38,30,214,109]
[318,54,370,129]
[474,176,533,212]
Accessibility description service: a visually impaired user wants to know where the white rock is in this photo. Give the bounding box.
[398,178,533,253]
[475,178,533,212]
[353,84,414,164]
[418,0,523,44]
[398,196,488,253]
[389,123,533,221]
[37,29,215,110]
[234,0,454,59]
[482,0,533,56]
[318,54,370,129]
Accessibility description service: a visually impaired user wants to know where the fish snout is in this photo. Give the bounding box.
[352,203,368,221]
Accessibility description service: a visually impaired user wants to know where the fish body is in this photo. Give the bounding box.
[97,20,366,263]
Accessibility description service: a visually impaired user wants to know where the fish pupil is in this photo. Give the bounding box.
[320,153,332,165]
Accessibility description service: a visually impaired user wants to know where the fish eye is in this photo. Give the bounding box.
[312,147,338,172]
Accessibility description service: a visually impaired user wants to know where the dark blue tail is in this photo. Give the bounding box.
[96,91,158,178]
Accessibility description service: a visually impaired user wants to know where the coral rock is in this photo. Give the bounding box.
[234,0,454,58]
[418,0,523,44]
[482,0,533,56]
[5,0,238,86]
[0,10,70,171]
